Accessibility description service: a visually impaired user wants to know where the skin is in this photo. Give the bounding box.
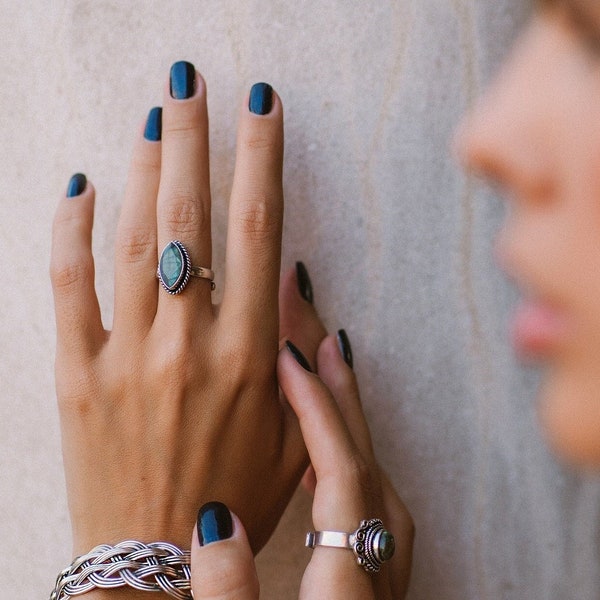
[190,1,600,593]
[455,0,600,465]
[51,67,414,599]
[191,336,414,600]
[51,69,326,599]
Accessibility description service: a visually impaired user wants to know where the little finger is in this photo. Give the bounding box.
[50,174,104,361]
[221,83,284,344]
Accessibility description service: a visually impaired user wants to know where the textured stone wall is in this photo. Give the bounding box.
[3,1,600,598]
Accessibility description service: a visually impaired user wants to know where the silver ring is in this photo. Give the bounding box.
[157,240,215,295]
[305,518,395,573]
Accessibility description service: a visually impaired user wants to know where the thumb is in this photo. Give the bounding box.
[191,501,260,600]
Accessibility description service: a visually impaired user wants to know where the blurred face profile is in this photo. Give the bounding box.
[456,0,600,465]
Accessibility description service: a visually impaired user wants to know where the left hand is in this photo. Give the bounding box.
[190,334,414,599]
[50,64,326,559]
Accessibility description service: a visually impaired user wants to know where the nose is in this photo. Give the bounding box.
[453,18,555,197]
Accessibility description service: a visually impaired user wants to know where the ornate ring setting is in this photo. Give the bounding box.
[157,240,215,295]
[305,518,395,573]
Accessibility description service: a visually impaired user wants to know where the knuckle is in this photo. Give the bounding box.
[116,227,155,265]
[129,155,160,179]
[236,196,281,240]
[217,343,252,382]
[163,104,205,139]
[53,208,86,231]
[152,336,194,385]
[214,336,275,390]
[243,133,277,151]
[163,121,201,139]
[162,194,209,235]
[57,367,100,418]
[50,260,93,292]
[342,453,374,492]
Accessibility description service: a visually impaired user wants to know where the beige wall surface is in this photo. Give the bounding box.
[2,1,600,598]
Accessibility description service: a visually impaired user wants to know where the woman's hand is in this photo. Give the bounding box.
[50,62,326,558]
[190,334,414,599]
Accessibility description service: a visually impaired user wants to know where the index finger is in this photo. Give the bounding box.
[220,83,284,342]
[277,342,373,531]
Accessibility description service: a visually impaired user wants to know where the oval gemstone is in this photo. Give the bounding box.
[377,531,395,562]
[159,242,184,290]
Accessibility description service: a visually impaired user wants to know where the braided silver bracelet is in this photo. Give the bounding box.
[50,540,192,600]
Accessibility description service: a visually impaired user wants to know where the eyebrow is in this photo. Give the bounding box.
[537,0,600,32]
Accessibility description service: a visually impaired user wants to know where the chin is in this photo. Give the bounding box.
[538,373,600,468]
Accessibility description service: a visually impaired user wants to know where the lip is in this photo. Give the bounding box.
[510,299,570,359]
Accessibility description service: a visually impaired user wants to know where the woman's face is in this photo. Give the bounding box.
[457,0,600,465]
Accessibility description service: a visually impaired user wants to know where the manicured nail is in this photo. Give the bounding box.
[66,173,87,198]
[197,501,233,546]
[249,82,273,115]
[144,106,162,141]
[337,329,354,369]
[296,261,314,304]
[285,340,312,372]
[170,61,195,99]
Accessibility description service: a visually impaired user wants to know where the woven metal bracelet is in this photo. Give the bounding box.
[50,540,192,600]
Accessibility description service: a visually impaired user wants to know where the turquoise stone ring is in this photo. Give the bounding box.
[157,241,215,295]
[305,518,395,574]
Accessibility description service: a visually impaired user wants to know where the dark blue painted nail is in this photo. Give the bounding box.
[337,329,354,369]
[144,107,162,141]
[296,261,314,304]
[170,61,195,99]
[197,502,233,546]
[249,82,273,115]
[66,173,87,198]
[285,340,312,372]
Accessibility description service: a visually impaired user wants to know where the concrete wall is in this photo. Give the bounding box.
[2,1,600,597]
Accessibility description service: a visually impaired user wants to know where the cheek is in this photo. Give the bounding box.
[539,362,600,466]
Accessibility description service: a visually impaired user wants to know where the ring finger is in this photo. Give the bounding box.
[156,61,213,319]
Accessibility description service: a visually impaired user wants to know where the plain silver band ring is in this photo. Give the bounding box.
[305,518,395,574]
[305,531,351,549]
[190,266,215,283]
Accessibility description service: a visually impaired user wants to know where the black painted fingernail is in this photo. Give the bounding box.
[197,501,233,546]
[337,329,354,369]
[144,106,162,141]
[285,340,312,372]
[66,173,86,198]
[170,61,195,99]
[249,82,273,115]
[296,261,314,304]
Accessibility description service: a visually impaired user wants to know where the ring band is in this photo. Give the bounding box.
[306,518,395,573]
[157,240,215,294]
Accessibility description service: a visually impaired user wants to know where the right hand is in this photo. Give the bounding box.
[191,334,414,599]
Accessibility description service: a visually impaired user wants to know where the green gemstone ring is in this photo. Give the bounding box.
[157,240,215,295]
[305,518,395,573]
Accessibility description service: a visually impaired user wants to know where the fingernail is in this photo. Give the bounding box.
[144,106,162,141]
[197,501,233,546]
[66,173,87,198]
[285,340,312,372]
[296,261,314,304]
[249,82,273,115]
[170,61,195,99]
[337,329,354,369]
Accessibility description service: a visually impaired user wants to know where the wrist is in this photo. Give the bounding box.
[77,592,171,600]
[52,540,191,600]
